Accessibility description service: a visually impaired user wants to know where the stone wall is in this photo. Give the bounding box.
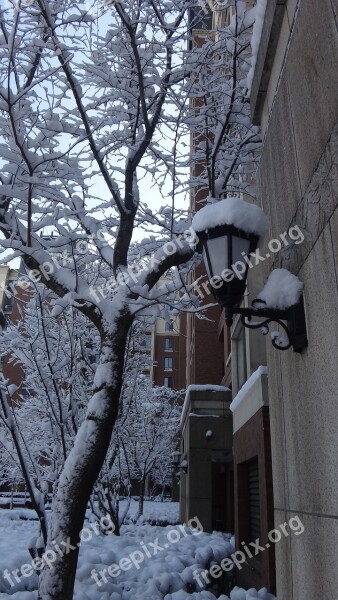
[251,0,338,598]
[179,389,233,532]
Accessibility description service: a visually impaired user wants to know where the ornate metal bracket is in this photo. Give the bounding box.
[226,296,308,353]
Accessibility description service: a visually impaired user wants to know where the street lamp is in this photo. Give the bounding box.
[171,451,188,474]
[192,198,308,353]
[197,223,259,316]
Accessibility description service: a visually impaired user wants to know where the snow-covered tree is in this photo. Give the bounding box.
[90,326,181,527]
[0,286,178,537]
[0,285,131,533]
[0,416,24,493]
[88,319,154,535]
[0,1,260,597]
[0,283,95,547]
[121,376,181,517]
[0,381,50,545]
[187,3,261,200]
[151,459,173,502]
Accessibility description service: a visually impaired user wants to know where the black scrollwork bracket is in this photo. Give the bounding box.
[227,296,308,353]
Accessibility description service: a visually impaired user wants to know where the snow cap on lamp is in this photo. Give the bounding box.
[192,197,269,247]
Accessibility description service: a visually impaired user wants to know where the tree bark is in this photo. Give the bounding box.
[38,312,132,600]
[138,478,145,519]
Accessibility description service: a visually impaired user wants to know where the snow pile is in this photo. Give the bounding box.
[247,0,268,92]
[125,498,179,525]
[70,525,235,600]
[0,507,277,600]
[192,198,269,244]
[256,269,303,310]
[270,331,289,349]
[0,593,35,600]
[230,366,268,412]
[0,510,39,595]
[164,593,220,600]
[219,588,276,600]
[185,385,230,393]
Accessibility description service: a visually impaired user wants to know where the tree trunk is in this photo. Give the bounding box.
[38,314,132,600]
[138,479,145,518]
[109,500,120,537]
[112,514,120,536]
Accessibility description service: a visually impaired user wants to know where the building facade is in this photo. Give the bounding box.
[182,5,276,590]
[179,385,233,533]
[0,266,25,398]
[231,367,275,593]
[250,0,338,598]
[181,2,338,597]
[151,312,187,391]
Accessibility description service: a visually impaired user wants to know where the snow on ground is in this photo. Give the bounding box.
[0,502,277,600]
[124,497,180,524]
[0,509,39,598]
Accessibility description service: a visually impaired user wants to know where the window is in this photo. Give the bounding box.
[140,336,152,349]
[3,294,13,312]
[165,338,173,351]
[20,387,34,398]
[165,321,174,332]
[163,377,172,388]
[164,357,173,371]
[238,457,261,545]
[247,457,260,543]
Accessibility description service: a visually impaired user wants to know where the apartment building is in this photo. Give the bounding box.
[179,4,235,540]
[151,312,187,391]
[0,265,18,320]
[180,3,276,590]
[0,265,25,397]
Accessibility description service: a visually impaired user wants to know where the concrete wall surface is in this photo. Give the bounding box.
[254,0,338,598]
[179,389,233,532]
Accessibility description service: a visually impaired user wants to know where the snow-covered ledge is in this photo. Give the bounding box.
[180,384,231,430]
[250,0,288,125]
[230,366,269,434]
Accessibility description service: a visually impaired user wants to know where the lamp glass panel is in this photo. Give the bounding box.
[232,237,251,263]
[203,248,212,280]
[205,236,228,278]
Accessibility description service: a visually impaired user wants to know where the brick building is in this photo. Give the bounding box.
[0,266,26,400]
[151,311,187,391]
